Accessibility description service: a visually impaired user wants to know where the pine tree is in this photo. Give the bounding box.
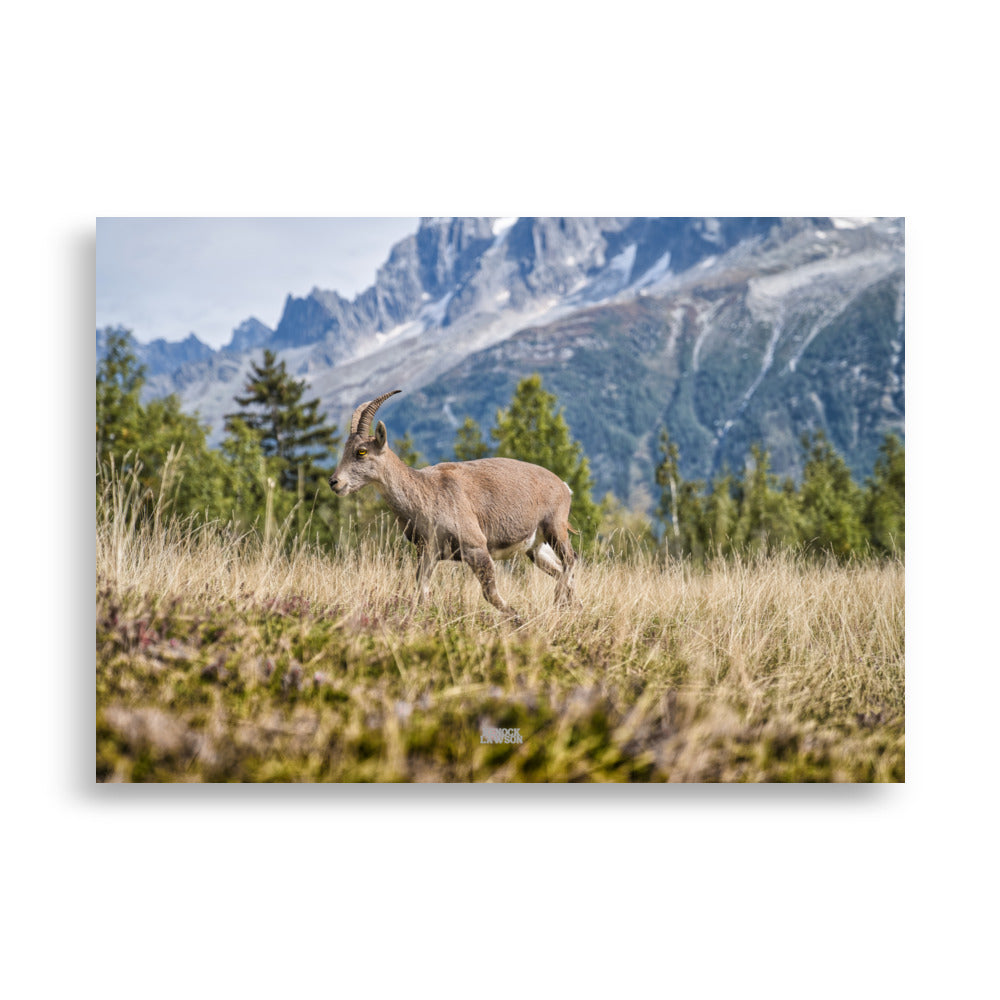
[225,349,340,495]
[96,328,145,468]
[96,328,229,522]
[393,432,424,468]
[136,394,230,520]
[453,416,491,461]
[220,416,290,533]
[733,445,801,555]
[224,350,342,545]
[654,429,707,559]
[703,470,739,557]
[491,374,599,543]
[798,430,865,557]
[863,433,905,554]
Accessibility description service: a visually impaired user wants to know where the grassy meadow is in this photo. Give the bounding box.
[96,481,904,782]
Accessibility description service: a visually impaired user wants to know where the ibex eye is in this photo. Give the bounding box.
[357,447,367,457]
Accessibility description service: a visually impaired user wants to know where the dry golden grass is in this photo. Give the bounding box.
[96,478,904,781]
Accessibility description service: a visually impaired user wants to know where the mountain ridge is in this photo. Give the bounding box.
[97,216,904,505]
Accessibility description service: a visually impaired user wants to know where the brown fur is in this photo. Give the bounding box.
[330,422,577,619]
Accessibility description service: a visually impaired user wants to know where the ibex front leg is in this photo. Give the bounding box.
[415,543,438,606]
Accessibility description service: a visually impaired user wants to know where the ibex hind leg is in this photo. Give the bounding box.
[464,547,522,625]
[551,534,579,607]
[527,543,564,580]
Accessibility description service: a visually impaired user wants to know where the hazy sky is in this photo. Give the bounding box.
[97,218,420,348]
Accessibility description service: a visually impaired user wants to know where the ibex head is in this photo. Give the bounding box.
[328,390,401,495]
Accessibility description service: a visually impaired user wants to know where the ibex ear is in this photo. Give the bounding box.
[374,420,387,450]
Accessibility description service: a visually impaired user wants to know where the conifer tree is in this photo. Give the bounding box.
[654,429,707,559]
[393,432,424,468]
[863,433,905,554]
[798,430,865,557]
[733,445,801,555]
[491,374,599,543]
[136,394,230,519]
[96,328,145,468]
[224,349,342,546]
[225,349,340,495]
[96,328,229,521]
[453,416,491,461]
[703,470,739,557]
[220,417,290,533]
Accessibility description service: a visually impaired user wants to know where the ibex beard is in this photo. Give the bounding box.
[329,390,577,621]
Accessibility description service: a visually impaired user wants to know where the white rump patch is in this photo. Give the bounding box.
[490,530,536,561]
[534,543,564,575]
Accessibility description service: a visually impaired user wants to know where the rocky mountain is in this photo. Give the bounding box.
[226,317,273,355]
[97,327,215,379]
[97,217,904,507]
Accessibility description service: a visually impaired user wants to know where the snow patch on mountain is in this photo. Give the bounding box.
[831,217,879,230]
[373,319,421,350]
[633,250,672,291]
[421,290,454,327]
[610,244,636,278]
[108,217,903,474]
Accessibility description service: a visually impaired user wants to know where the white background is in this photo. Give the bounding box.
[4,1,997,997]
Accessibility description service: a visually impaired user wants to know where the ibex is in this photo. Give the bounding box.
[329,390,577,619]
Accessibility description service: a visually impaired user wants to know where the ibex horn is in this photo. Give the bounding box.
[350,389,401,437]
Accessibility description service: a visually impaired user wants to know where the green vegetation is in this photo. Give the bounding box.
[97,330,347,547]
[96,466,904,782]
[863,433,906,553]
[224,348,341,545]
[225,348,340,494]
[452,416,491,461]
[96,331,903,565]
[96,340,904,781]
[652,428,904,561]
[96,328,235,523]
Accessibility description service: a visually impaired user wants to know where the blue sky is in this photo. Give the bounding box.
[96,218,420,349]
